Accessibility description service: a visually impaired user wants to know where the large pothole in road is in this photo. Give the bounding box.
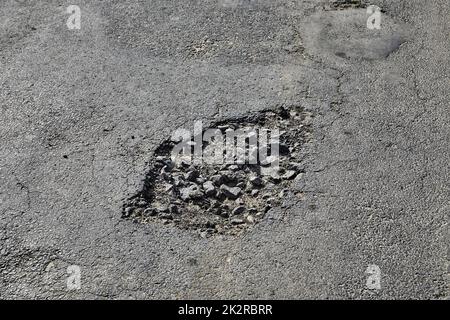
[123,106,312,237]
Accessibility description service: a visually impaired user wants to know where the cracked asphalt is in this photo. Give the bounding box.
[0,0,448,299]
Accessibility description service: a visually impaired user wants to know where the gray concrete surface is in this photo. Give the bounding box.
[0,0,448,299]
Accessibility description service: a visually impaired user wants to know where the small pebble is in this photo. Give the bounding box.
[282,170,297,180]
[196,177,206,184]
[210,175,223,186]
[137,200,148,207]
[249,175,263,186]
[231,218,244,225]
[155,204,169,213]
[220,185,242,199]
[180,185,203,201]
[203,181,216,196]
[185,170,199,181]
[232,206,246,215]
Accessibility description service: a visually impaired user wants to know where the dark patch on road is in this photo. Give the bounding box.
[329,0,366,10]
[300,6,409,62]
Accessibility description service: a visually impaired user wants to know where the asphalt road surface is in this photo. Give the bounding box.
[0,0,448,299]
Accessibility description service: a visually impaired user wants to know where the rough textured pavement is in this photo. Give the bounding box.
[0,0,448,299]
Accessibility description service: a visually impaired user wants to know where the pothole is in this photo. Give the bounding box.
[329,0,365,10]
[123,106,313,237]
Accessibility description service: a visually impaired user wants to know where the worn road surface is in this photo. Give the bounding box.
[0,0,448,299]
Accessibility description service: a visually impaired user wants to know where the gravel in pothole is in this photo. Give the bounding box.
[123,106,312,237]
[329,0,365,10]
